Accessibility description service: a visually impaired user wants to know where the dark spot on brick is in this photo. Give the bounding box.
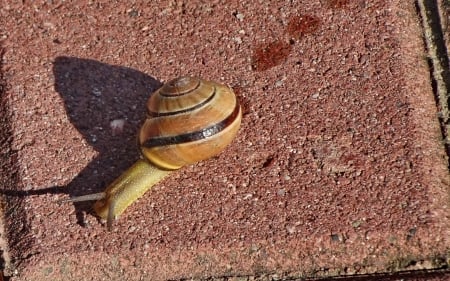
[286,15,321,40]
[326,0,350,9]
[262,156,275,168]
[330,233,340,242]
[128,9,139,17]
[406,227,417,241]
[251,41,292,71]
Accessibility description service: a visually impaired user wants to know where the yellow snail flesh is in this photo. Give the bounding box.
[61,76,242,230]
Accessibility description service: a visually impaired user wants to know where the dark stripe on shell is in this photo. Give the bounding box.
[159,78,201,97]
[143,100,241,148]
[147,87,216,117]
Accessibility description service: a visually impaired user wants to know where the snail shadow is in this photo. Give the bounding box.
[53,57,162,226]
[54,57,162,226]
[3,57,162,227]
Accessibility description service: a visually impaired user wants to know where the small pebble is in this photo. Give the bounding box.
[235,12,244,21]
[110,119,126,136]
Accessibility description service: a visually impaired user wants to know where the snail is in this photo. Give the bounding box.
[61,76,242,230]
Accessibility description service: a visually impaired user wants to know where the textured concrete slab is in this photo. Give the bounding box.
[0,0,449,280]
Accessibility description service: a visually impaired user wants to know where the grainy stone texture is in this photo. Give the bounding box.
[0,0,449,280]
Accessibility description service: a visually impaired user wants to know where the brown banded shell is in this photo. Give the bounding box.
[139,76,242,170]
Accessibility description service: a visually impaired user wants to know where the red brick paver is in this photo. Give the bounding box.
[0,0,449,280]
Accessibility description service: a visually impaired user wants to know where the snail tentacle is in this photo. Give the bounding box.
[58,192,106,203]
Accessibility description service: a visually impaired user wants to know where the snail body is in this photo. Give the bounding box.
[62,76,242,230]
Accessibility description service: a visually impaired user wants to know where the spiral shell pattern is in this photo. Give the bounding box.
[139,76,242,170]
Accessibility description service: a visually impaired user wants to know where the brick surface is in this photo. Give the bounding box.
[0,0,449,280]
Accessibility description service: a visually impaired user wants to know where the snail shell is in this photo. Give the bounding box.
[139,76,242,170]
